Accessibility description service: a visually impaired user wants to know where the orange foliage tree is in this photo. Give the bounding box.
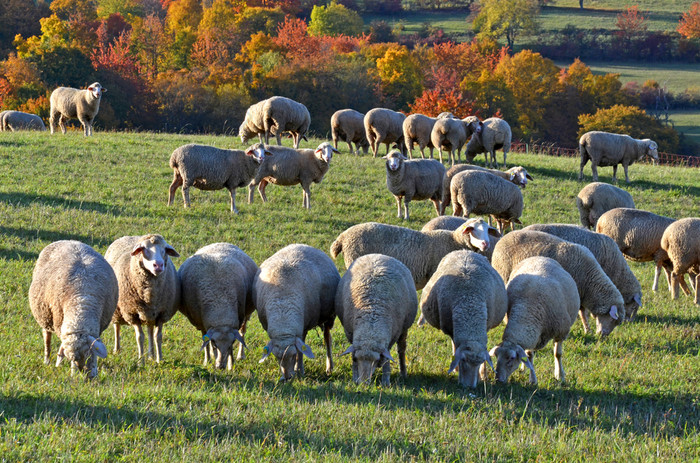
[678,2,700,39]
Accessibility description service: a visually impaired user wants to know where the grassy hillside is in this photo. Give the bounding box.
[1,131,699,461]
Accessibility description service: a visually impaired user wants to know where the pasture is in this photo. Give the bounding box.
[0,131,699,461]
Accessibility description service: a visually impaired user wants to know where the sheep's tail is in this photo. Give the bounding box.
[169,154,178,170]
[329,235,343,259]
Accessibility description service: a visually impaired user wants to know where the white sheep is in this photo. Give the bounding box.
[576,182,635,229]
[1,110,46,131]
[254,244,340,381]
[330,109,369,155]
[660,218,700,304]
[29,241,117,378]
[263,96,311,149]
[419,250,507,388]
[579,131,658,183]
[364,107,406,157]
[178,243,258,369]
[596,208,675,292]
[490,256,580,385]
[336,254,417,386]
[420,216,501,261]
[403,113,438,159]
[246,142,337,209]
[385,149,445,220]
[330,219,500,290]
[49,82,106,136]
[464,117,512,168]
[430,116,469,166]
[105,234,181,363]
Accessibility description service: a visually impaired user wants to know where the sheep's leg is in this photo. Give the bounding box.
[381,358,391,387]
[527,351,537,385]
[678,272,692,296]
[612,165,618,184]
[503,149,508,168]
[694,274,699,305]
[578,308,590,333]
[402,198,410,220]
[228,187,238,213]
[324,323,333,375]
[182,185,191,208]
[430,198,441,217]
[652,262,662,292]
[227,351,233,370]
[113,323,121,353]
[49,111,58,134]
[43,329,52,365]
[397,333,407,379]
[395,196,402,219]
[296,352,304,378]
[258,179,268,203]
[147,325,155,359]
[237,319,247,360]
[623,164,630,184]
[78,116,89,136]
[58,115,67,134]
[579,156,587,181]
[247,180,257,204]
[428,147,434,159]
[452,202,463,217]
[134,325,146,363]
[554,341,564,381]
[302,185,311,209]
[154,323,163,363]
[168,171,182,206]
[590,163,599,182]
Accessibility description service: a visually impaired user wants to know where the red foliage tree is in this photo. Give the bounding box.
[409,66,476,118]
[616,6,648,41]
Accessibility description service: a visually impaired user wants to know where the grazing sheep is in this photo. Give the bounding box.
[450,170,524,234]
[420,251,507,388]
[262,96,311,149]
[330,219,500,289]
[596,208,675,292]
[246,142,337,209]
[1,110,46,131]
[385,149,445,220]
[239,99,267,145]
[576,182,635,229]
[29,241,117,378]
[106,234,181,363]
[336,254,417,386]
[464,117,512,168]
[490,256,580,385]
[430,116,469,165]
[579,131,659,183]
[524,223,643,321]
[660,218,700,304]
[364,108,406,157]
[167,143,265,213]
[403,113,438,159]
[331,109,369,155]
[254,244,340,381]
[178,243,258,369]
[49,82,106,136]
[491,229,625,337]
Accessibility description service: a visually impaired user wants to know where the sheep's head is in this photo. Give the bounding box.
[384,150,406,172]
[245,143,269,163]
[623,292,642,321]
[462,116,481,137]
[56,333,107,379]
[489,342,535,384]
[131,234,179,277]
[315,142,338,164]
[506,166,534,188]
[456,218,501,253]
[449,343,493,388]
[340,344,393,385]
[201,327,246,369]
[644,140,659,163]
[87,82,105,99]
[239,123,255,144]
[593,304,624,337]
[259,337,315,381]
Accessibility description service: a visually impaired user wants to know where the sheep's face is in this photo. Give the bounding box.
[594,305,622,337]
[239,124,254,144]
[209,330,236,370]
[245,144,267,163]
[459,219,500,253]
[87,82,104,99]
[507,167,533,188]
[384,150,406,172]
[315,142,337,163]
[131,235,179,277]
[647,141,659,161]
[491,346,521,383]
[451,346,492,388]
[623,293,642,321]
[352,349,381,385]
[58,333,106,379]
[261,338,315,381]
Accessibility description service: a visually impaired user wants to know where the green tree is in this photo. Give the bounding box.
[308,1,364,37]
[472,0,539,49]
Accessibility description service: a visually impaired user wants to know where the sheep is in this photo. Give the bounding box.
[464,117,512,168]
[239,99,267,145]
[330,109,369,155]
[596,208,675,292]
[402,113,438,159]
[29,241,117,378]
[437,112,455,119]
[330,219,500,290]
[524,223,643,321]
[450,169,524,234]
[576,182,635,229]
[660,218,700,305]
[167,143,265,213]
[491,229,625,337]
[430,116,469,166]
[489,256,580,385]
[1,110,46,131]
[262,96,310,149]
[178,243,258,369]
[49,82,106,136]
[419,251,507,388]
[364,108,406,157]
[254,244,340,381]
[578,131,659,183]
[385,149,445,220]
[105,234,181,363]
[246,142,337,209]
[336,254,417,386]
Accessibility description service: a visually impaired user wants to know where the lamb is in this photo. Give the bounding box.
[29,241,117,378]
[385,149,445,220]
[596,208,675,292]
[105,234,181,363]
[246,142,337,209]
[464,117,512,168]
[1,110,46,131]
[524,223,643,321]
[239,99,267,145]
[178,243,258,369]
[430,116,469,165]
[491,229,625,336]
[254,244,340,381]
[330,219,500,290]
[364,107,406,157]
[49,82,106,136]
[402,113,438,159]
[489,256,580,385]
[330,109,369,155]
[336,254,417,386]
[579,131,658,183]
[576,182,635,229]
[450,169,524,234]
[419,251,507,388]
[660,218,700,304]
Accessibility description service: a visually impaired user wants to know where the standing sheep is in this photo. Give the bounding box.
[403,113,438,159]
[430,117,469,166]
[490,256,580,385]
[660,218,700,304]
[49,82,106,136]
[178,243,258,369]
[29,241,117,378]
[576,182,635,229]
[596,208,675,292]
[106,234,181,363]
[167,143,265,213]
[420,251,507,388]
[331,109,369,155]
[1,110,46,131]
[262,96,311,149]
[464,117,512,168]
[246,142,337,209]
[385,149,445,220]
[336,254,417,386]
[578,131,658,183]
[364,108,406,157]
[254,244,340,381]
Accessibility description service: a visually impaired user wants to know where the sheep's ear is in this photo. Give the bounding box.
[609,305,619,320]
[488,345,500,357]
[302,135,308,141]
[331,146,340,153]
[130,243,145,256]
[487,227,502,238]
[526,173,534,180]
[476,121,483,133]
[296,338,315,359]
[483,351,495,373]
[233,330,247,349]
[88,335,108,359]
[461,225,474,235]
[259,342,272,363]
[509,173,515,181]
[200,332,212,351]
[339,345,354,356]
[56,345,66,367]
[512,218,523,225]
[164,242,179,258]
[381,348,394,363]
[447,347,463,374]
[633,293,642,307]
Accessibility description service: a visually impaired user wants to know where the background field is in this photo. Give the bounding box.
[0,131,699,461]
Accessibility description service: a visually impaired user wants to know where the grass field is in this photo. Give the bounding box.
[577,61,700,95]
[1,131,699,461]
[669,110,700,147]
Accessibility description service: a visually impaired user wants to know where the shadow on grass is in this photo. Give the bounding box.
[0,191,122,215]
[0,226,114,253]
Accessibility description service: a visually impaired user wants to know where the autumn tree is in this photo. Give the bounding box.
[131,13,170,78]
[375,44,423,108]
[0,0,50,57]
[616,5,648,44]
[472,0,539,49]
[678,2,700,39]
[165,0,203,68]
[308,2,364,37]
[410,66,476,118]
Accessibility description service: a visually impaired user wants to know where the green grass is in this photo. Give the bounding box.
[574,61,700,95]
[669,110,700,147]
[1,131,699,461]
